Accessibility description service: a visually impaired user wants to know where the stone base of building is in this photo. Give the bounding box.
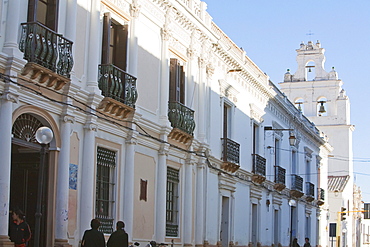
[55,238,72,247]
[0,235,13,247]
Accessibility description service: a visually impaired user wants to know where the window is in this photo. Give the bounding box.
[96,146,116,234]
[294,98,304,113]
[252,123,259,154]
[274,138,280,166]
[292,150,297,174]
[305,61,315,81]
[27,0,58,31]
[317,97,327,117]
[166,167,179,237]
[169,58,185,104]
[102,13,128,71]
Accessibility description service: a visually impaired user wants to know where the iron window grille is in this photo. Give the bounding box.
[318,188,325,201]
[252,154,266,176]
[291,174,303,191]
[166,167,179,237]
[275,166,286,185]
[96,146,116,234]
[306,182,315,197]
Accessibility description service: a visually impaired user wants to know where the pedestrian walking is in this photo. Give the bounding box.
[107,221,128,247]
[8,208,31,247]
[81,218,106,247]
[303,238,311,247]
[292,238,300,247]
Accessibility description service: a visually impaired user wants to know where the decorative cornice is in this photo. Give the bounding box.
[158,143,170,156]
[84,123,98,132]
[206,63,214,78]
[130,0,141,18]
[126,130,138,145]
[2,91,19,103]
[63,115,75,124]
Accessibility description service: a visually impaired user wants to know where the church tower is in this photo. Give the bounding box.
[279,41,355,247]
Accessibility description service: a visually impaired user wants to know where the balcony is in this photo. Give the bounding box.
[220,138,240,173]
[274,166,286,191]
[317,188,325,206]
[168,102,195,144]
[251,154,266,184]
[19,22,73,90]
[97,64,138,119]
[305,182,315,202]
[290,174,304,198]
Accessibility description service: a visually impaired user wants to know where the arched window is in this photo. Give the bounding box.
[317,97,327,116]
[294,98,304,113]
[305,61,316,81]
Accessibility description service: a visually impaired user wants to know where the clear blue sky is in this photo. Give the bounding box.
[205,0,370,202]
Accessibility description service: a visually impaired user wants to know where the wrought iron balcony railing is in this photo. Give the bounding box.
[221,138,240,164]
[291,174,303,191]
[98,64,138,108]
[252,154,266,176]
[275,166,286,185]
[306,182,315,197]
[168,102,195,136]
[318,188,325,201]
[166,224,178,237]
[95,216,114,234]
[19,22,73,78]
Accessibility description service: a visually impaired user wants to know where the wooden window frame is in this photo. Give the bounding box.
[169,58,185,104]
[101,13,128,71]
[27,0,59,31]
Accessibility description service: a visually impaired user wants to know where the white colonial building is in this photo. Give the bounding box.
[0,1,331,247]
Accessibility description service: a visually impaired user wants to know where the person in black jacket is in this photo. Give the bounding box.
[107,221,128,247]
[8,208,31,247]
[81,219,106,247]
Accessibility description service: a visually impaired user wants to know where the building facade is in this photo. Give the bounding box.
[280,40,356,247]
[0,1,330,247]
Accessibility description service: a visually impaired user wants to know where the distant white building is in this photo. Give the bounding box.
[280,41,357,247]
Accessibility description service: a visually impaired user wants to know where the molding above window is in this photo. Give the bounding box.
[219,79,239,104]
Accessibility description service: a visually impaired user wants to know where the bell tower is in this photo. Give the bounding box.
[279,41,355,246]
[280,40,353,175]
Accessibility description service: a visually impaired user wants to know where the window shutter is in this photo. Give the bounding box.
[180,65,185,104]
[46,0,58,31]
[27,0,37,22]
[101,13,111,64]
[169,58,178,102]
[115,24,128,71]
[140,179,148,201]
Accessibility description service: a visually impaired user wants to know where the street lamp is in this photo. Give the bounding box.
[264,126,297,146]
[34,126,53,247]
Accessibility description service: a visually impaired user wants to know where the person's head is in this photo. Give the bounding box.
[12,208,25,221]
[293,238,298,243]
[90,219,101,230]
[116,221,125,230]
[305,238,309,242]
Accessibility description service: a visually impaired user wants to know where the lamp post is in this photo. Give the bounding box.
[264,126,297,147]
[34,126,53,247]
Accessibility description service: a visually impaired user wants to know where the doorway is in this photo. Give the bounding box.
[10,113,50,247]
[10,141,48,247]
[220,196,230,247]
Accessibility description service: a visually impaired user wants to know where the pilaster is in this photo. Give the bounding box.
[155,142,170,242]
[55,114,74,246]
[184,154,195,245]
[159,9,172,125]
[0,82,19,243]
[79,120,98,237]
[123,130,137,242]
